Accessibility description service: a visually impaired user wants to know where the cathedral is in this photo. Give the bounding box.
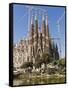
[28,14,59,62]
[13,14,59,68]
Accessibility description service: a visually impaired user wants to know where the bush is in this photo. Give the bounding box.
[21,62,33,68]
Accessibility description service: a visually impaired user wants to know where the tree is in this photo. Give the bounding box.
[53,60,58,65]
[35,54,41,68]
[35,53,53,69]
[55,44,59,60]
[21,62,33,69]
[57,58,65,74]
[42,53,52,64]
[58,58,65,68]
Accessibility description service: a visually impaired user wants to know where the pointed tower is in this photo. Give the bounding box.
[52,41,56,59]
[55,44,59,60]
[34,14,38,56]
[49,39,53,57]
[45,15,50,54]
[29,15,34,62]
[42,14,46,52]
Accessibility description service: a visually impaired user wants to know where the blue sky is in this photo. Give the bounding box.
[13,4,65,58]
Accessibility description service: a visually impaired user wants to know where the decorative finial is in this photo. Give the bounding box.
[35,10,37,20]
[42,14,45,21]
[31,14,34,24]
[35,15,37,20]
[46,14,48,25]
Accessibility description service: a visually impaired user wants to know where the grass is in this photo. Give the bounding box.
[13,73,65,86]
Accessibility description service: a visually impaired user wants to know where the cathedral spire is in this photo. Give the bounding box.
[35,14,37,20]
[46,15,48,26]
[29,15,34,38]
[45,14,49,38]
[55,43,59,60]
[42,14,45,21]
[31,15,34,24]
[42,14,45,33]
[34,13,38,54]
[42,14,46,52]
[34,13,38,35]
[45,15,50,53]
[56,43,58,51]
[29,15,34,62]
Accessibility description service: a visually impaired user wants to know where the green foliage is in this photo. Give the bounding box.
[42,53,52,64]
[58,58,65,70]
[58,58,65,66]
[14,73,65,86]
[53,60,58,65]
[35,53,53,68]
[21,62,33,68]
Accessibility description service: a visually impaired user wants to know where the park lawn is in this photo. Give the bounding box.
[13,73,65,86]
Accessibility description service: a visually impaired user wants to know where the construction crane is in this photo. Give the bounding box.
[57,11,65,59]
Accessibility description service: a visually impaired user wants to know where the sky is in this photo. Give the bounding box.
[13,4,66,58]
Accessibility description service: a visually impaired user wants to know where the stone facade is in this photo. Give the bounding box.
[13,15,59,68]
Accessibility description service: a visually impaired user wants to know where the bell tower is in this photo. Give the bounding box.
[34,14,38,56]
[42,14,46,52]
[29,15,34,62]
[45,15,50,54]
